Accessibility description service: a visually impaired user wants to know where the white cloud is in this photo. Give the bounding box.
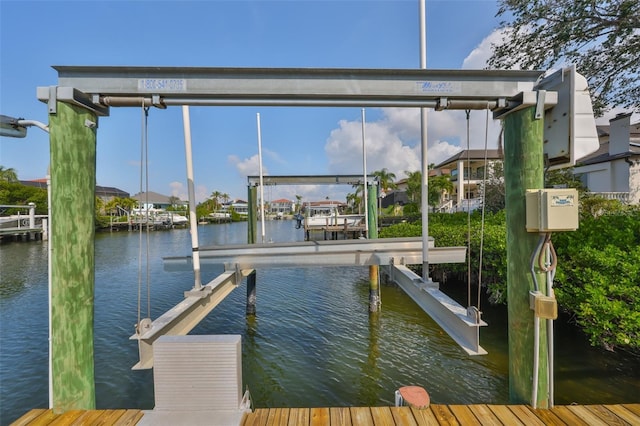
[462,28,512,70]
[228,154,269,177]
[324,106,503,183]
[169,181,209,204]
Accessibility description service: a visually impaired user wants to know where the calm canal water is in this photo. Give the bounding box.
[1,220,638,424]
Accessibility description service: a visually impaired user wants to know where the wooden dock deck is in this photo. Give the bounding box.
[12,403,640,425]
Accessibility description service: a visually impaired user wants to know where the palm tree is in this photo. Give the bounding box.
[372,168,397,212]
[295,194,302,212]
[428,174,454,211]
[0,166,18,182]
[405,170,422,205]
[210,190,222,211]
[373,168,397,196]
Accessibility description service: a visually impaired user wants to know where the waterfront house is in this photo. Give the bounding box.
[573,113,640,205]
[268,198,295,215]
[433,149,502,212]
[132,191,188,211]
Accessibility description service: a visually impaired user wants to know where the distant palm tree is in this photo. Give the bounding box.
[373,168,397,196]
[295,194,302,212]
[373,168,397,212]
[0,166,18,182]
[210,190,222,210]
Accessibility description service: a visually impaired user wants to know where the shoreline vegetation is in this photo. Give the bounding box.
[379,204,640,357]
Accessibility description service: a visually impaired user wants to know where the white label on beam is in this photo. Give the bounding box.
[416,81,461,94]
[138,78,187,91]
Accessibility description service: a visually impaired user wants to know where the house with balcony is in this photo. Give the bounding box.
[573,113,640,205]
[268,198,295,215]
[433,149,502,212]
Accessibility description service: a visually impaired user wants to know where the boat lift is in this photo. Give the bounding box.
[37,65,599,379]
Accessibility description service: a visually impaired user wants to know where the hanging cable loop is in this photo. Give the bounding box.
[538,233,558,272]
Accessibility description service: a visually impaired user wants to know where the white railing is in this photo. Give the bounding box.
[590,192,630,204]
[435,199,454,213]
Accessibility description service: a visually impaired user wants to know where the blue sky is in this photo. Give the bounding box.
[0,1,559,203]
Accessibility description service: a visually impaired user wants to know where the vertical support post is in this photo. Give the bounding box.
[247,186,257,245]
[246,270,257,316]
[49,101,97,412]
[368,183,380,311]
[503,105,549,407]
[419,0,430,282]
[247,185,257,315]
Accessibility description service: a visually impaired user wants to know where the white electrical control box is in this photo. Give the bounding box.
[525,188,579,232]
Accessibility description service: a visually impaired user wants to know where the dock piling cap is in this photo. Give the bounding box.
[399,386,430,409]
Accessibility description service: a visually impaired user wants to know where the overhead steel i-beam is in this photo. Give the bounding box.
[39,66,546,113]
[247,174,379,186]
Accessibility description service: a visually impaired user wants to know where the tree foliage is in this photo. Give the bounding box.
[0,166,19,183]
[0,181,47,214]
[489,0,640,114]
[379,206,640,354]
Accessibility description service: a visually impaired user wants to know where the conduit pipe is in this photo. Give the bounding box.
[182,105,202,290]
[93,96,515,110]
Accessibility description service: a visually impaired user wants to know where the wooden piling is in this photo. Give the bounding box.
[49,101,97,412]
[247,186,257,315]
[503,105,549,407]
[367,183,380,312]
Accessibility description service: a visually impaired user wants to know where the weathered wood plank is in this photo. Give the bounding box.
[20,409,58,426]
[486,405,524,425]
[550,406,590,425]
[389,407,418,426]
[266,407,290,426]
[329,407,351,425]
[429,404,458,425]
[112,410,144,426]
[605,405,640,425]
[566,405,610,426]
[46,409,84,425]
[525,406,567,425]
[447,405,481,425]
[310,407,330,426]
[370,406,395,426]
[621,404,640,416]
[409,407,439,425]
[465,405,501,426]
[288,408,310,426]
[586,405,630,425]
[10,405,640,426]
[10,409,48,426]
[242,408,270,426]
[71,410,110,425]
[350,407,374,425]
[96,409,130,425]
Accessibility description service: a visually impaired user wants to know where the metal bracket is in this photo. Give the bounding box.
[48,86,57,114]
[535,90,546,120]
[37,86,110,116]
[493,90,557,120]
